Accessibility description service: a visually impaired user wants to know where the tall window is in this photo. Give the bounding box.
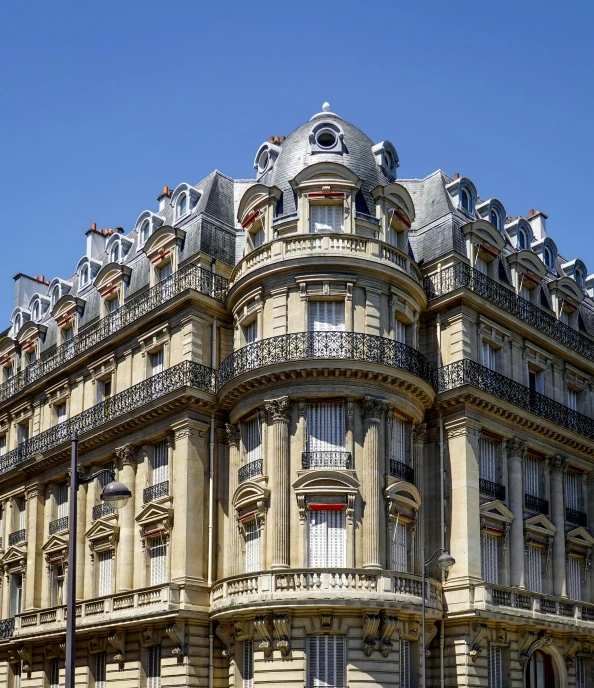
[56,402,67,425]
[244,320,258,345]
[461,187,472,213]
[95,652,106,688]
[150,349,164,376]
[252,228,264,249]
[15,496,26,532]
[111,243,120,263]
[12,662,21,688]
[9,573,23,617]
[149,536,167,585]
[528,369,544,394]
[177,194,187,218]
[308,301,345,333]
[576,656,586,688]
[559,309,569,325]
[97,550,113,596]
[400,639,411,688]
[50,563,66,606]
[151,440,169,487]
[567,388,578,412]
[307,635,345,688]
[307,402,345,456]
[490,208,501,231]
[390,519,408,572]
[526,544,542,593]
[394,319,406,345]
[568,555,582,601]
[308,508,345,568]
[518,229,528,250]
[479,436,499,484]
[481,532,499,584]
[245,521,261,573]
[244,418,262,465]
[50,658,59,688]
[475,256,488,275]
[243,640,254,688]
[56,481,68,520]
[64,326,75,359]
[17,423,28,445]
[390,416,406,464]
[158,262,172,281]
[565,470,581,512]
[481,342,498,371]
[488,644,502,688]
[310,205,343,233]
[141,220,150,243]
[146,645,161,688]
[544,246,554,270]
[109,296,120,314]
[525,456,541,498]
[97,378,112,404]
[80,265,89,286]
[0,435,6,456]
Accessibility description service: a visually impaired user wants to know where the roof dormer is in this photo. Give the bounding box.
[254,140,282,178]
[561,259,588,291]
[372,140,399,179]
[28,293,51,323]
[135,210,164,247]
[75,256,102,292]
[446,175,477,218]
[308,118,346,156]
[9,307,30,339]
[105,231,133,264]
[505,218,533,250]
[476,199,506,233]
[170,183,202,225]
[532,237,558,273]
[47,278,73,309]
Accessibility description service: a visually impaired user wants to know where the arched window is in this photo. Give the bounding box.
[544,246,554,270]
[80,265,89,286]
[177,194,187,218]
[111,243,120,263]
[32,302,39,321]
[490,208,500,230]
[14,315,21,334]
[461,187,472,213]
[52,286,60,306]
[141,220,150,243]
[576,267,585,288]
[518,229,527,250]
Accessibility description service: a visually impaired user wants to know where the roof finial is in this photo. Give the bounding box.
[322,102,330,112]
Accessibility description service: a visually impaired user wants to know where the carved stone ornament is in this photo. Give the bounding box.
[254,615,273,659]
[362,613,381,656]
[321,613,332,632]
[215,622,235,658]
[140,626,162,648]
[166,622,186,657]
[88,636,107,655]
[550,455,567,475]
[115,443,135,466]
[225,423,240,448]
[380,615,399,657]
[425,623,438,656]
[360,396,387,423]
[107,630,126,664]
[273,613,291,656]
[264,396,292,423]
[17,645,33,673]
[412,423,427,444]
[565,637,580,668]
[519,630,552,667]
[470,622,489,662]
[505,437,527,460]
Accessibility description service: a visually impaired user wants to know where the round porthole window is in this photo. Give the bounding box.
[316,129,337,149]
[258,150,269,173]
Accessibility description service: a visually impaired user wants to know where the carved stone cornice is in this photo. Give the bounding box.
[505,437,526,461]
[550,455,567,475]
[225,423,240,448]
[264,396,292,424]
[115,443,135,467]
[360,396,387,423]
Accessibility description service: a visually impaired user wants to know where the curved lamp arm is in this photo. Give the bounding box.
[77,468,115,486]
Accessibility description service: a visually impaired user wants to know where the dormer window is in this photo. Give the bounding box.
[177,194,187,218]
[110,243,120,263]
[518,228,528,250]
[32,302,40,321]
[80,265,89,287]
[316,129,337,149]
[490,208,502,231]
[141,220,150,243]
[575,267,585,289]
[52,286,60,306]
[544,246,554,270]
[461,187,472,213]
[309,120,345,155]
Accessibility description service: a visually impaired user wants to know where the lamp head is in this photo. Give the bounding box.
[437,551,456,572]
[100,480,132,510]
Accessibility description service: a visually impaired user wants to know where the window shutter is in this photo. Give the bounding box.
[57,482,68,520]
[243,640,254,688]
[308,510,326,568]
[95,653,106,688]
[568,556,581,601]
[149,536,167,585]
[151,441,169,485]
[147,645,161,688]
[390,417,406,463]
[394,319,406,345]
[481,533,499,584]
[310,205,344,233]
[525,457,540,498]
[390,520,408,572]
[488,645,502,688]
[479,437,498,483]
[308,302,345,333]
[565,471,580,511]
[245,521,261,573]
[307,402,345,453]
[307,635,345,687]
[527,545,542,593]
[98,550,113,596]
[400,639,411,688]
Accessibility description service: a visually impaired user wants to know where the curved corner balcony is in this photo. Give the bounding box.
[211,569,442,617]
[218,332,434,408]
[229,234,423,292]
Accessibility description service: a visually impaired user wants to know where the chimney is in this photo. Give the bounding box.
[454,173,460,180]
[157,185,172,211]
[85,223,108,259]
[527,209,547,241]
[114,227,124,234]
[12,273,42,311]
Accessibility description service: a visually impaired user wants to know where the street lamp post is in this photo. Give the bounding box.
[421,545,455,688]
[65,434,132,688]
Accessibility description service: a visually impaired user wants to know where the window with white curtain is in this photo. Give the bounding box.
[9,573,23,617]
[244,417,262,464]
[310,205,343,233]
[481,342,498,371]
[479,436,498,483]
[526,545,542,593]
[394,319,406,345]
[307,635,345,688]
[15,496,26,531]
[56,402,67,425]
[488,645,502,688]
[147,645,161,688]
[559,309,569,325]
[567,388,578,411]
[243,640,254,688]
[150,349,164,375]
[390,519,408,572]
[95,652,106,688]
[308,508,345,568]
[307,402,345,454]
[244,320,258,345]
[149,536,167,585]
[481,532,499,584]
[568,555,582,601]
[151,440,169,486]
[565,470,581,511]
[399,639,411,688]
[56,482,68,520]
[390,416,406,464]
[97,550,113,596]
[524,456,541,498]
[308,301,345,332]
[245,521,261,573]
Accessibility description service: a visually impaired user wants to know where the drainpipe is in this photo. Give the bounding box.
[211,316,217,370]
[439,413,446,688]
[208,413,215,586]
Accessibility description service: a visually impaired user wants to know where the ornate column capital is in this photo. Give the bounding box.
[225,423,240,448]
[264,396,292,424]
[549,455,567,475]
[412,423,427,444]
[505,437,526,461]
[115,444,136,467]
[360,396,387,423]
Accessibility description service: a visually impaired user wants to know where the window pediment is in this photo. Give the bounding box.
[135,502,173,538]
[52,294,86,322]
[462,220,506,255]
[525,514,556,539]
[290,162,362,193]
[85,519,119,551]
[384,478,421,513]
[371,183,415,229]
[94,263,132,295]
[293,470,360,496]
[479,500,514,525]
[548,276,585,307]
[566,526,594,552]
[142,225,186,261]
[0,545,27,571]
[238,184,282,228]
[42,533,69,562]
[16,321,47,346]
[0,337,17,360]
[508,250,547,282]
[232,480,270,514]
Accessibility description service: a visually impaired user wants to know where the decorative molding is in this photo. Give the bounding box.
[550,454,567,475]
[505,437,527,460]
[140,626,162,648]
[469,622,489,662]
[264,396,292,423]
[380,615,399,657]
[273,613,291,657]
[321,613,332,632]
[215,622,234,658]
[225,423,240,448]
[362,613,381,656]
[564,637,580,668]
[165,622,186,657]
[425,623,438,655]
[16,645,33,673]
[107,630,126,664]
[115,443,135,467]
[412,423,427,444]
[519,630,552,667]
[88,636,107,655]
[254,615,273,659]
[360,396,387,423]
[346,399,354,431]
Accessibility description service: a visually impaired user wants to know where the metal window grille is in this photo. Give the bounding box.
[568,556,582,601]
[481,533,499,584]
[149,536,167,586]
[527,545,543,593]
[390,519,408,572]
[307,634,345,688]
[147,645,161,688]
[307,402,345,454]
[151,440,169,486]
[308,509,346,568]
[97,550,113,597]
[479,437,498,483]
[243,640,254,688]
[245,521,261,573]
[399,639,411,688]
[310,205,344,233]
[488,644,502,688]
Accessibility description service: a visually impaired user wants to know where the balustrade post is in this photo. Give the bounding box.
[360,397,387,569]
[115,445,136,592]
[550,456,567,598]
[265,397,292,569]
[226,424,242,577]
[506,438,527,589]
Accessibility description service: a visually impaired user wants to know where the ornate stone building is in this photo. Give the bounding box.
[0,103,592,687]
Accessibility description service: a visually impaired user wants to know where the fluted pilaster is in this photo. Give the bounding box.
[550,455,567,597]
[411,423,427,575]
[265,396,292,569]
[506,438,526,588]
[115,444,136,592]
[226,423,241,576]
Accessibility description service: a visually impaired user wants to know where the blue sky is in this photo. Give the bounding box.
[1,0,593,323]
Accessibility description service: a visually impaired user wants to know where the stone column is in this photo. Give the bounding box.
[587,471,594,603]
[506,438,526,589]
[74,472,87,601]
[360,396,387,570]
[265,397,292,569]
[40,484,54,609]
[550,455,567,598]
[24,485,43,611]
[226,424,241,577]
[115,444,136,592]
[133,448,148,590]
[411,423,427,576]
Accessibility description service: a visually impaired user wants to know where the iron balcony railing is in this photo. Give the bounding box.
[525,494,549,515]
[8,529,25,546]
[219,332,433,388]
[0,361,216,477]
[0,264,227,406]
[479,478,506,502]
[92,503,115,520]
[49,516,68,534]
[566,507,588,527]
[143,480,170,504]
[301,451,352,470]
[238,460,264,483]
[434,358,594,443]
[0,618,15,640]
[389,459,414,484]
[425,263,594,362]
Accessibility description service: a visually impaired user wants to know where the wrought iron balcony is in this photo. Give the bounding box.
[0,361,216,478]
[389,459,414,483]
[479,478,506,501]
[583,606,594,621]
[92,503,115,520]
[219,332,433,388]
[143,480,170,504]
[301,452,352,470]
[435,358,594,443]
[566,507,588,527]
[525,494,549,515]
[0,617,14,640]
[0,264,227,407]
[238,460,264,483]
[425,262,594,362]
[49,517,68,534]
[9,529,25,546]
